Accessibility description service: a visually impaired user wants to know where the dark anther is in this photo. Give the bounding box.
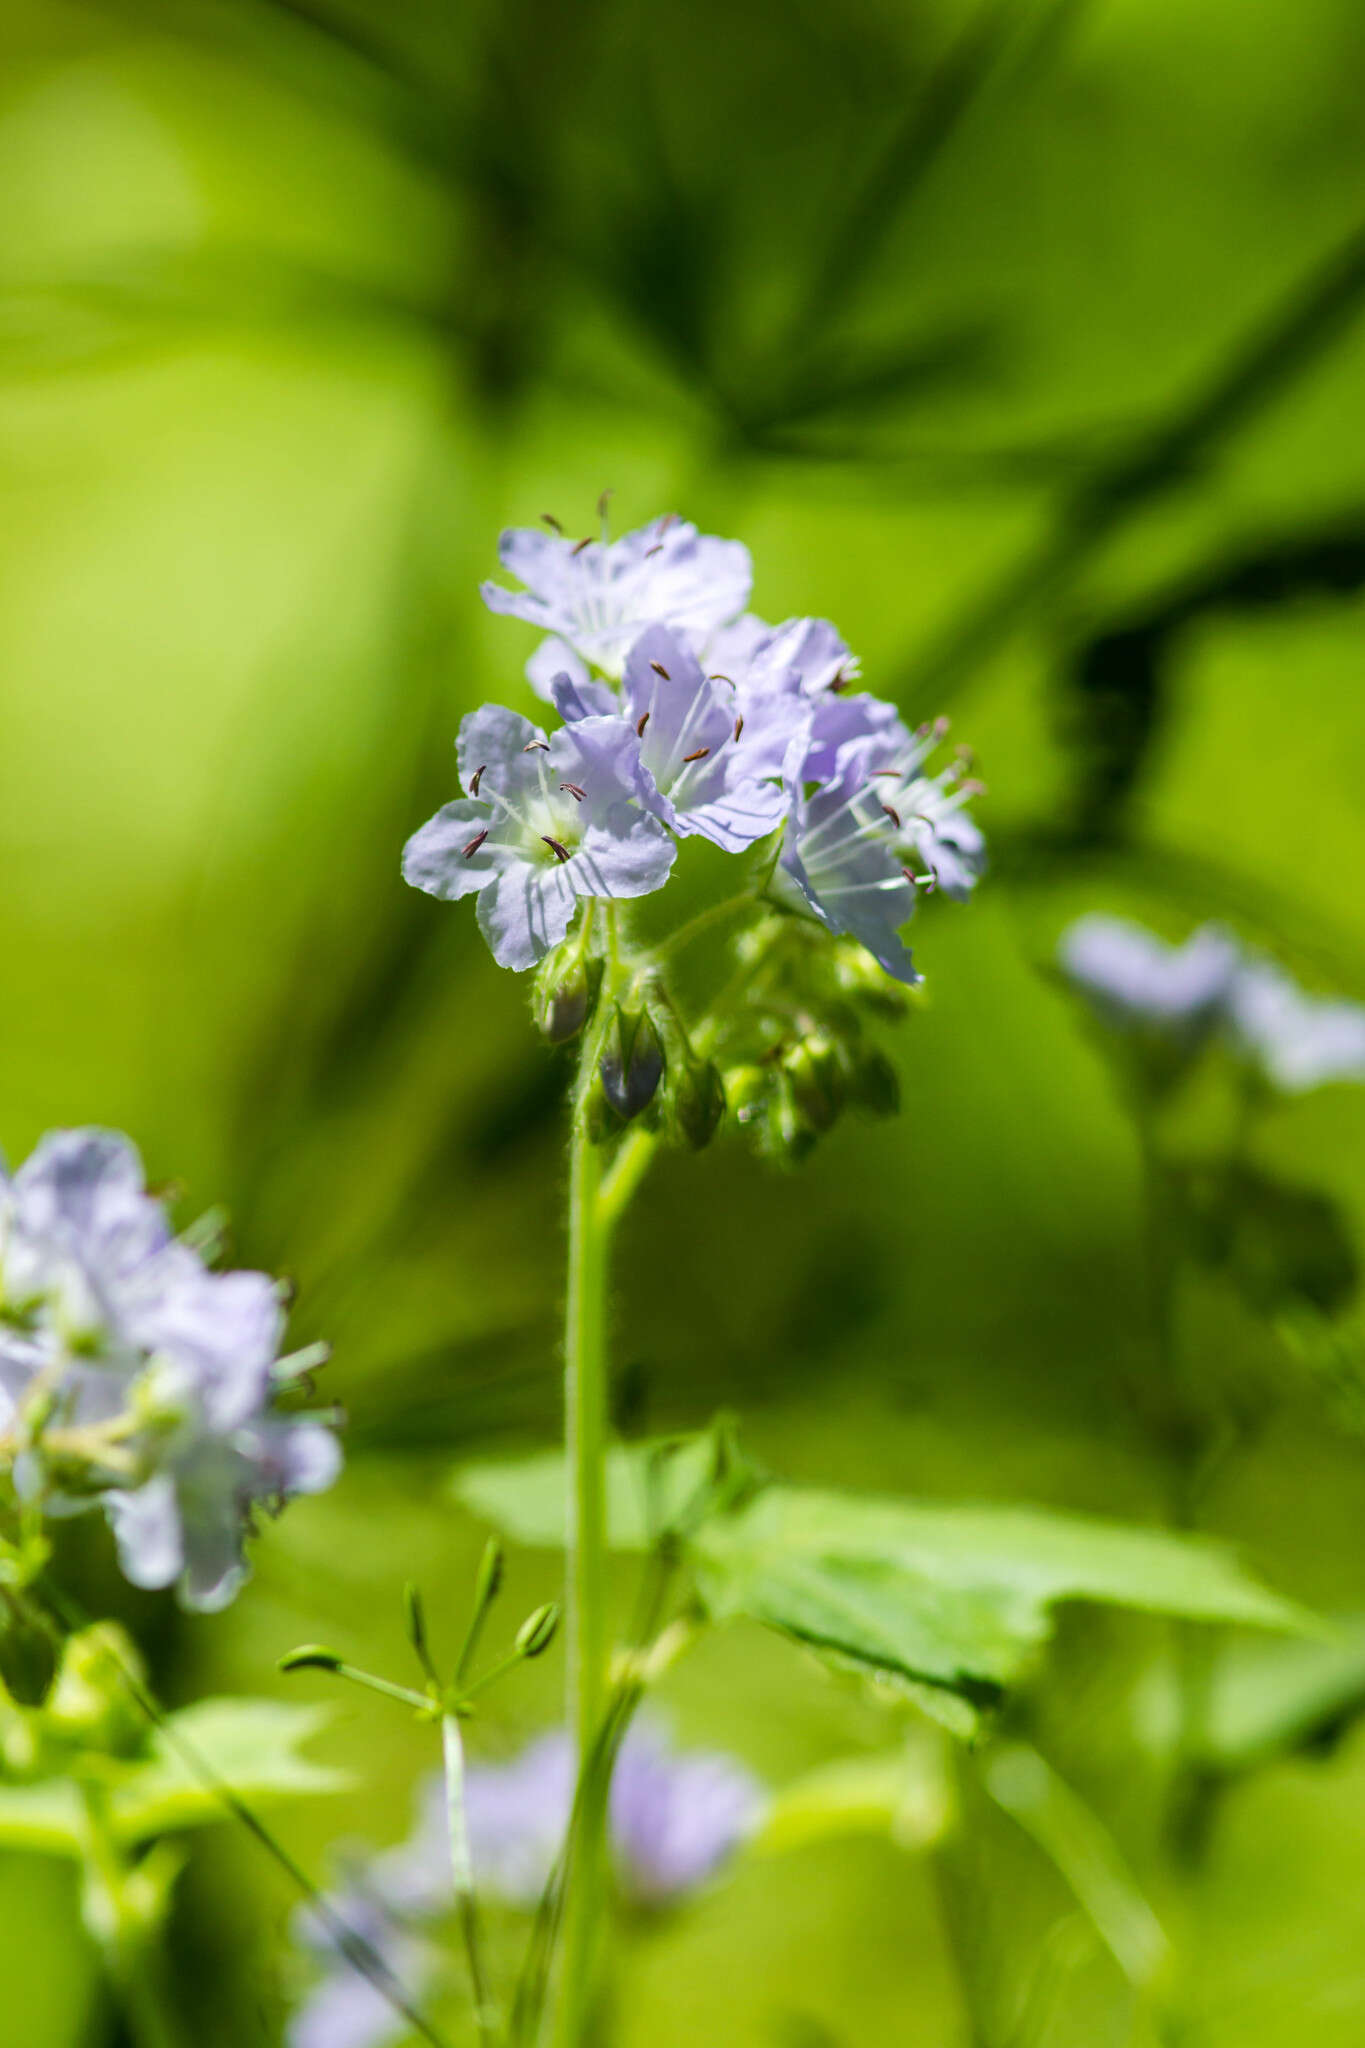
[470,764,486,796]
[733,715,744,742]
[463,830,489,858]
[596,487,614,522]
[636,711,650,736]
[658,512,677,534]
[649,660,671,680]
[881,804,902,828]
[571,537,593,556]
[915,721,932,739]
[872,768,900,779]
[708,673,733,684]
[560,782,586,802]
[522,739,551,752]
[542,836,571,863]
[644,544,664,558]
[828,668,850,693]
[541,513,563,535]
[682,746,710,762]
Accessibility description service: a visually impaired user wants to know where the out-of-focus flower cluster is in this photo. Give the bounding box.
[1058,915,1365,1097]
[0,1129,340,1610]
[403,514,985,982]
[290,1719,765,2048]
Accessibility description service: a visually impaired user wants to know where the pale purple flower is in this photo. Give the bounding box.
[774,756,922,986]
[608,1718,767,1905]
[713,615,904,781]
[482,517,752,682]
[462,1720,765,1910]
[553,626,787,851]
[0,1129,340,1609]
[1227,958,1365,1094]
[841,722,987,902]
[1057,917,1241,1039]
[401,704,675,972]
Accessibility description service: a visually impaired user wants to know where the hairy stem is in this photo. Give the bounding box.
[79,1783,182,2048]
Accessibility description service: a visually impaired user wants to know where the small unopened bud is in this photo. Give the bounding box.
[721,1064,768,1124]
[46,1624,144,1756]
[849,1049,900,1118]
[278,1645,343,1674]
[771,1077,819,1166]
[783,1037,845,1133]
[600,1005,665,1122]
[515,1603,560,1659]
[474,1537,504,1615]
[532,942,603,1044]
[669,1059,726,1151]
[402,1583,429,1662]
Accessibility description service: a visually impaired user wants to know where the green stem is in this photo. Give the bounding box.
[552,1042,613,2048]
[443,1715,499,2048]
[79,1783,182,2048]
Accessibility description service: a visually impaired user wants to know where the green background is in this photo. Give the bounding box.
[4,0,1365,2040]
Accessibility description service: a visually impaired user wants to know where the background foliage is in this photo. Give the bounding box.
[4,0,1365,2040]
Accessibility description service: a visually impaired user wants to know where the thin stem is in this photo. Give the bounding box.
[552,1037,613,2048]
[443,1715,499,2048]
[79,1782,182,2048]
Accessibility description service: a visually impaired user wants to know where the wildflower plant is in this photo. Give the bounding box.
[0,509,1334,2048]
[273,508,1313,2048]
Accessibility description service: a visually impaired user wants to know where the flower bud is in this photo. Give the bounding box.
[769,1075,820,1166]
[600,1005,665,1123]
[668,1059,726,1151]
[473,1536,504,1616]
[721,1064,769,1125]
[45,1623,145,1757]
[0,1601,57,1709]
[532,940,603,1044]
[278,1644,343,1674]
[831,940,911,1019]
[515,1603,560,1659]
[849,1048,900,1118]
[782,1035,845,1133]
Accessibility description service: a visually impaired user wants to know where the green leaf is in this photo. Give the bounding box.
[455,1438,1309,1715]
[690,1487,1309,1706]
[453,1434,726,1550]
[0,1698,347,1857]
[1197,1616,1365,1774]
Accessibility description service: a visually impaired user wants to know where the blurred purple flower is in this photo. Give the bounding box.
[1227,957,1365,1094]
[1057,917,1240,1039]
[463,1719,765,1909]
[0,1128,340,1609]
[401,703,675,972]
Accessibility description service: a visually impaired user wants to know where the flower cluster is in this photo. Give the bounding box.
[0,1129,341,1610]
[402,514,985,983]
[1058,915,1365,1095]
[290,1720,765,2048]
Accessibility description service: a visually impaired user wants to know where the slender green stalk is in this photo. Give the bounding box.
[551,1036,614,2048]
[79,1782,182,2048]
[443,1714,499,2048]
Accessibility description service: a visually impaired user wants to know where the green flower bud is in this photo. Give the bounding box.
[532,941,603,1044]
[721,1064,769,1124]
[515,1602,560,1659]
[600,1004,665,1123]
[831,940,911,1020]
[849,1048,900,1118]
[0,1602,56,1709]
[668,1059,726,1151]
[45,1623,146,1757]
[782,1035,845,1133]
[769,1075,820,1166]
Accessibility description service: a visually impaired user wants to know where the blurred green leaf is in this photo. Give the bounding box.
[1179,1162,1359,1317]
[1198,1616,1365,1774]
[457,1440,1309,1710]
[0,1698,346,1857]
[453,1433,730,1548]
[691,1487,1309,1708]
